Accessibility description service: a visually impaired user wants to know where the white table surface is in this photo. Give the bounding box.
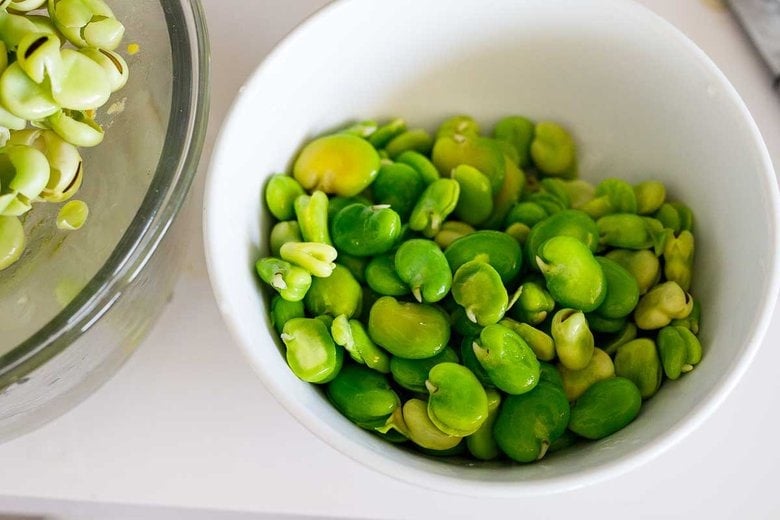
[1,1,780,518]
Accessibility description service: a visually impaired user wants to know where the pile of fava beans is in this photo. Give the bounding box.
[256,115,701,463]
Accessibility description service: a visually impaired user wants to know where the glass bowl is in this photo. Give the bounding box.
[0,0,209,441]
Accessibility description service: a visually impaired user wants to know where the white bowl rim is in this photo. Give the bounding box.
[204,0,780,497]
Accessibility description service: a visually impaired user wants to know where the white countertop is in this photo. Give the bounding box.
[2,1,780,518]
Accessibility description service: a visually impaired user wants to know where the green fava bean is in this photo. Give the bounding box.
[337,119,377,138]
[505,201,549,228]
[525,209,599,268]
[562,179,597,210]
[569,377,642,440]
[408,178,460,237]
[337,253,368,283]
[368,118,406,148]
[368,296,450,359]
[663,230,694,292]
[585,313,626,333]
[279,241,337,278]
[451,164,493,226]
[670,202,695,232]
[473,324,540,395]
[580,178,637,219]
[493,115,535,168]
[482,158,525,229]
[426,362,488,436]
[547,429,580,454]
[390,347,459,393]
[293,133,380,197]
[597,214,668,253]
[444,230,522,284]
[557,347,615,401]
[304,264,362,317]
[256,257,312,302]
[265,174,305,221]
[594,257,640,319]
[270,295,305,335]
[614,338,662,399]
[634,180,666,215]
[551,308,595,371]
[539,178,572,208]
[385,128,433,159]
[670,298,701,334]
[371,162,426,221]
[493,382,570,462]
[509,280,555,325]
[634,281,693,330]
[604,249,661,295]
[364,254,409,297]
[452,261,509,326]
[505,222,531,244]
[499,318,556,361]
[530,121,576,177]
[434,220,475,249]
[281,317,343,384]
[537,235,606,312]
[327,364,400,428]
[460,336,494,388]
[654,202,682,233]
[395,239,452,303]
[332,203,402,257]
[294,191,332,245]
[657,325,702,379]
[0,215,24,271]
[435,114,480,139]
[466,388,502,460]
[451,307,483,338]
[539,360,566,389]
[432,134,506,193]
[603,321,638,356]
[326,195,371,222]
[402,398,461,451]
[396,150,440,185]
[269,221,302,257]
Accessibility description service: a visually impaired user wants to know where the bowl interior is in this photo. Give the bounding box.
[205,0,779,494]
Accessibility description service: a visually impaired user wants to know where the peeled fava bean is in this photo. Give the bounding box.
[525,209,599,269]
[451,260,509,326]
[394,238,452,303]
[614,338,663,399]
[445,229,522,284]
[536,235,606,313]
[558,347,615,402]
[594,256,640,319]
[368,296,450,359]
[265,174,305,221]
[426,362,489,437]
[431,133,506,193]
[509,280,555,325]
[293,133,380,197]
[663,230,694,292]
[390,347,459,393]
[304,264,362,317]
[604,248,661,295]
[327,364,400,428]
[408,178,460,237]
[530,121,576,177]
[493,381,571,462]
[466,388,503,460]
[331,203,402,257]
[569,377,642,440]
[281,317,343,384]
[499,318,556,361]
[256,257,312,302]
[657,325,702,379]
[451,164,493,226]
[473,323,540,395]
[401,398,461,451]
[634,281,693,330]
[551,308,595,371]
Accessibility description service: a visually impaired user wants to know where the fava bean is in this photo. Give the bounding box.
[432,134,506,193]
[634,281,693,330]
[451,164,493,226]
[409,178,460,237]
[657,325,702,379]
[435,114,480,139]
[452,260,509,326]
[385,128,433,159]
[580,178,637,218]
[594,256,640,319]
[499,318,556,361]
[663,230,694,292]
[473,323,540,395]
[281,317,343,383]
[368,296,450,359]
[551,308,595,371]
[294,190,332,245]
[390,347,459,393]
[256,257,312,302]
[369,118,406,149]
[265,174,305,221]
[395,238,452,303]
[426,362,488,437]
[327,364,400,428]
[364,254,409,297]
[493,381,570,462]
[434,220,475,249]
[526,209,599,268]
[537,235,606,312]
[270,295,305,335]
[269,221,302,257]
[557,347,615,401]
[568,377,641,440]
[509,280,555,325]
[466,388,502,460]
[371,162,426,221]
[614,338,662,399]
[401,398,461,451]
[331,203,402,256]
[493,115,534,168]
[293,133,380,197]
[396,150,440,185]
[597,214,667,252]
[304,264,362,317]
[634,180,666,214]
[279,241,337,278]
[530,121,576,177]
[604,248,661,295]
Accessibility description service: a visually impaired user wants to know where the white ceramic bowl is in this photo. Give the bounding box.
[205,0,780,496]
